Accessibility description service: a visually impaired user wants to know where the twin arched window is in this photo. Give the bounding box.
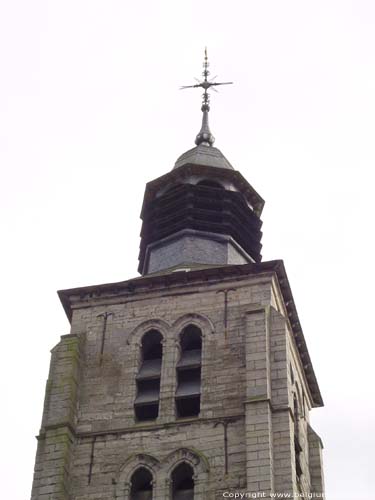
[129,462,195,500]
[134,325,202,421]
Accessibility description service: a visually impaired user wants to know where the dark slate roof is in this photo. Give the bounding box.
[174,145,234,170]
[141,164,265,218]
[57,260,324,408]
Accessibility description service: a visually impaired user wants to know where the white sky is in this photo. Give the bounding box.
[1,1,374,499]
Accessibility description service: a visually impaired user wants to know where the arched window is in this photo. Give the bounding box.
[130,467,153,500]
[175,325,202,418]
[134,330,163,421]
[171,462,194,500]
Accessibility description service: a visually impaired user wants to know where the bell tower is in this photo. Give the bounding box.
[139,48,263,276]
[31,52,324,500]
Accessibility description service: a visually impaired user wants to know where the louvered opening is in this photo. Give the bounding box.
[176,369,201,397]
[196,179,224,189]
[136,358,162,379]
[176,397,201,418]
[176,325,202,418]
[138,183,264,273]
[176,349,201,370]
[135,404,159,421]
[135,379,160,404]
[135,330,162,421]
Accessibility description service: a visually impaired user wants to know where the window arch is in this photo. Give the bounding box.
[171,462,194,500]
[134,330,163,421]
[130,467,153,500]
[175,325,202,418]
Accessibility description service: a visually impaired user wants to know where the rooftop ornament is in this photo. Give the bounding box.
[180,48,233,147]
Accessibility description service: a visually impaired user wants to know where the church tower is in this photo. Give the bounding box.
[31,53,324,500]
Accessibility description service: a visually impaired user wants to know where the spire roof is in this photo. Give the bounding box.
[176,49,234,170]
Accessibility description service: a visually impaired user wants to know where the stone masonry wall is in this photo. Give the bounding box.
[31,334,80,500]
[31,271,323,499]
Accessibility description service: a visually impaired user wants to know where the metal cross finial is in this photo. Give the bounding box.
[180,48,233,146]
[181,48,233,112]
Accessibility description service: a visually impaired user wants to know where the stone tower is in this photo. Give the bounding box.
[31,55,324,500]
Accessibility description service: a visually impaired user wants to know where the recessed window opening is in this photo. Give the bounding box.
[176,325,202,418]
[172,462,194,500]
[294,392,299,436]
[176,398,200,418]
[135,404,159,421]
[302,392,306,417]
[130,467,153,500]
[134,330,163,421]
[197,179,225,189]
[178,368,201,386]
[142,330,163,360]
[180,325,202,351]
[293,393,302,479]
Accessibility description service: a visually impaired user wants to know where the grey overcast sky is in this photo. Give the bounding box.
[1,1,374,498]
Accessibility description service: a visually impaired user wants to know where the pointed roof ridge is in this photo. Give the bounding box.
[173,144,234,170]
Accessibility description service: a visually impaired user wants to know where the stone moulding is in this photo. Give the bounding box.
[115,447,210,499]
[126,312,215,347]
[171,312,215,337]
[117,452,161,480]
[126,318,170,345]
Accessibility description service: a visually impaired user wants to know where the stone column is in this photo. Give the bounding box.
[151,474,164,500]
[244,306,274,496]
[194,472,207,500]
[31,333,80,499]
[308,425,325,495]
[269,308,296,496]
[159,337,178,422]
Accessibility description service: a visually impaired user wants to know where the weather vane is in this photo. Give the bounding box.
[181,48,233,147]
